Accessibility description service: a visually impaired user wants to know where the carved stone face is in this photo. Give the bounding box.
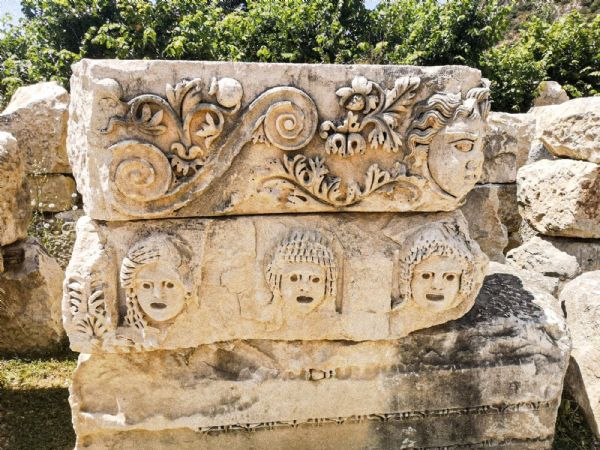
[411,255,462,311]
[427,118,484,198]
[279,262,327,314]
[134,261,186,322]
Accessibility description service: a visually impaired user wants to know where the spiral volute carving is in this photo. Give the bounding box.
[263,92,318,151]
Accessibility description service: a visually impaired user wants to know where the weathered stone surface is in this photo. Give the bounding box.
[28,174,78,212]
[541,110,600,164]
[561,271,600,437]
[547,237,600,273]
[488,261,557,296]
[0,239,65,353]
[518,159,600,238]
[69,60,491,220]
[532,81,569,107]
[69,271,570,449]
[506,237,580,282]
[0,131,30,249]
[479,111,535,184]
[0,81,70,174]
[460,184,509,262]
[63,211,488,352]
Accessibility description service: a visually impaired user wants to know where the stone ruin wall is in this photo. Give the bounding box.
[0,60,598,447]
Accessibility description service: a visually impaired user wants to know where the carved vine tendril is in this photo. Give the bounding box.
[271,154,408,207]
[319,76,421,157]
[102,77,243,180]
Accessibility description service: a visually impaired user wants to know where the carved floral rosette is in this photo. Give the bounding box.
[76,62,490,219]
[62,212,488,353]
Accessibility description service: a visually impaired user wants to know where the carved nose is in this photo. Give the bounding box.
[466,160,479,170]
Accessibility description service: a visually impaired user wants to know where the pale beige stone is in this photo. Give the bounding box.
[63,211,488,353]
[68,60,491,220]
[488,261,557,296]
[0,239,65,353]
[28,174,78,212]
[532,80,569,107]
[506,237,580,281]
[518,159,600,238]
[0,81,70,174]
[69,270,569,448]
[561,271,600,437]
[460,184,508,262]
[0,131,30,249]
[479,111,535,184]
[541,110,600,163]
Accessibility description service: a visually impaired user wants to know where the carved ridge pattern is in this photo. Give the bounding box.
[66,275,110,339]
[266,154,421,207]
[197,401,555,434]
[319,76,421,157]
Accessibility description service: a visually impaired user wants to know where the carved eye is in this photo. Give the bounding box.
[453,139,475,153]
[421,273,432,280]
[165,281,175,289]
[312,277,320,284]
[445,274,456,282]
[142,282,152,290]
[290,274,298,282]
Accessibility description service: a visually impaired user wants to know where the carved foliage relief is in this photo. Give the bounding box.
[98,74,490,216]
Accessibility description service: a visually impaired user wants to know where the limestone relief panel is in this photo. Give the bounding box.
[68,60,490,220]
[62,211,487,353]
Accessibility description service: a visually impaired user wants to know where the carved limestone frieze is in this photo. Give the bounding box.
[62,211,488,353]
[68,60,489,220]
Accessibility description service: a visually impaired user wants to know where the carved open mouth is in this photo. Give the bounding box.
[296,296,314,304]
[150,302,167,310]
[425,294,445,302]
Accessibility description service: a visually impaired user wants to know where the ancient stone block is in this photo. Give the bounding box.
[0,131,30,249]
[0,239,65,353]
[518,159,600,238]
[0,81,70,174]
[561,271,600,437]
[541,110,600,164]
[63,211,487,352]
[479,111,534,184]
[28,174,78,212]
[506,237,580,282]
[68,60,491,220]
[546,237,600,273]
[532,81,569,107]
[69,270,570,449]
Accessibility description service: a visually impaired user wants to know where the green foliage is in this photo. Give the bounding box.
[481,12,600,111]
[0,0,598,112]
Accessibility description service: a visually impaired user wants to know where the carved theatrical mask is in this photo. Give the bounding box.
[410,255,462,312]
[133,261,186,322]
[120,235,191,331]
[266,231,337,315]
[427,117,485,198]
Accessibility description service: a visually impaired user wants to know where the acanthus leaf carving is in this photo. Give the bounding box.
[67,275,111,341]
[319,76,421,157]
[267,154,419,207]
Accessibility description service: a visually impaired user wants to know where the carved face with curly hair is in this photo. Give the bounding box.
[120,235,190,330]
[265,231,336,314]
[396,225,479,312]
[407,84,490,199]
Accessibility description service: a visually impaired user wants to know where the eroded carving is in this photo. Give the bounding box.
[265,231,337,315]
[66,275,110,340]
[120,235,192,343]
[393,223,485,312]
[319,76,420,156]
[406,83,491,199]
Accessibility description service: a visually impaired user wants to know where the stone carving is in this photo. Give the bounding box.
[66,275,110,341]
[319,76,420,156]
[69,61,490,219]
[406,83,490,199]
[392,223,485,313]
[120,235,192,344]
[265,230,337,315]
[63,211,488,352]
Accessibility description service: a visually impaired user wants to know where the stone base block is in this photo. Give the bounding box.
[28,174,77,212]
[70,270,570,448]
[0,239,65,353]
[518,159,600,238]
